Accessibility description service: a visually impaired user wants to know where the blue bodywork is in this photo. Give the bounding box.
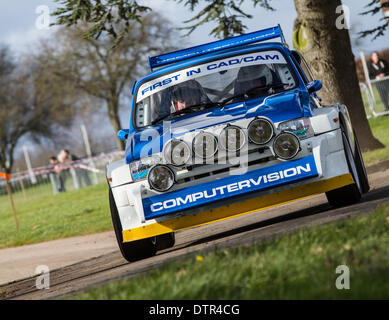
[123,26,318,164]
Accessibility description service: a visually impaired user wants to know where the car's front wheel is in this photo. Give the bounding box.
[325,128,362,207]
[109,189,157,262]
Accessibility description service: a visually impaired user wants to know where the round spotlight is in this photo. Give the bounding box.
[248,118,274,145]
[273,133,300,160]
[219,126,246,151]
[163,139,191,166]
[193,132,218,158]
[148,165,175,192]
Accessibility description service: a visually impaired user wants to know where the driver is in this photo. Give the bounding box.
[171,86,192,111]
[234,64,275,97]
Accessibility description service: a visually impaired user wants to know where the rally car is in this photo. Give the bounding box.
[106,25,369,262]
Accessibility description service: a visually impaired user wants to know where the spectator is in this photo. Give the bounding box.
[60,149,91,187]
[49,156,66,192]
[368,51,389,111]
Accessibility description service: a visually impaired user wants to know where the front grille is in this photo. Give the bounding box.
[175,145,275,184]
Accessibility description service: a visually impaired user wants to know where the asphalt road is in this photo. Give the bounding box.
[2,165,389,300]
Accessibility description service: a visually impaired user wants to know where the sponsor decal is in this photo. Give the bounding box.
[206,54,281,71]
[142,155,318,219]
[136,50,286,103]
[140,74,181,97]
[132,169,149,181]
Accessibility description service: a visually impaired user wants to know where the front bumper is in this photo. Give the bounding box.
[112,128,354,242]
[122,173,352,242]
[143,155,318,219]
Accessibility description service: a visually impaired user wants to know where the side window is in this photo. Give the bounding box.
[300,54,314,83]
[291,50,314,84]
[291,50,321,108]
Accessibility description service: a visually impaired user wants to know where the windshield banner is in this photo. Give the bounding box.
[137,50,286,103]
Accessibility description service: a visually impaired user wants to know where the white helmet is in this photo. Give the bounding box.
[236,64,273,86]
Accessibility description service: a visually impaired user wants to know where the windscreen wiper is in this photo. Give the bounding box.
[180,101,222,114]
[151,101,221,125]
[219,83,289,107]
[151,83,289,125]
[150,113,172,125]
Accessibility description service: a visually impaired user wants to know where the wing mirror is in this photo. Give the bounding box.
[307,80,322,93]
[117,129,130,141]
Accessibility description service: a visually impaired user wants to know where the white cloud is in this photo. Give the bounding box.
[4,26,57,55]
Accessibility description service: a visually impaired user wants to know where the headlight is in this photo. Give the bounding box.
[148,165,175,192]
[273,133,300,160]
[247,118,274,145]
[277,118,314,139]
[163,139,191,166]
[130,155,160,181]
[193,132,218,158]
[219,126,246,151]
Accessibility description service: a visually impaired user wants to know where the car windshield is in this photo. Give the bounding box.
[134,50,297,127]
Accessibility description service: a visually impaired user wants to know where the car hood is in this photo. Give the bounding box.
[126,89,311,163]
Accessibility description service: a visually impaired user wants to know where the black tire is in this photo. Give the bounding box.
[353,130,370,194]
[156,232,176,251]
[109,189,157,262]
[325,128,362,207]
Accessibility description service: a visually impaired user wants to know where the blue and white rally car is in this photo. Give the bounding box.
[106,25,369,262]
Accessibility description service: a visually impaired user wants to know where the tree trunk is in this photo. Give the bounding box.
[107,101,125,151]
[293,0,384,152]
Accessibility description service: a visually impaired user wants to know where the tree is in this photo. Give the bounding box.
[52,0,150,46]
[52,0,274,40]
[0,46,74,173]
[292,0,383,150]
[40,12,178,150]
[52,0,386,151]
[359,0,389,39]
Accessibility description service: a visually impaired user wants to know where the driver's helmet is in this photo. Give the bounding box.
[235,64,273,96]
[171,80,208,111]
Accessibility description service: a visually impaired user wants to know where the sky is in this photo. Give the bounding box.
[0,0,388,58]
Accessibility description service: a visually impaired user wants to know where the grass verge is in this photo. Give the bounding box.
[69,204,389,300]
[363,115,389,166]
[0,182,111,249]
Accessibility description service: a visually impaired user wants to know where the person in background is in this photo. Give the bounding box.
[60,149,91,187]
[49,156,66,192]
[368,51,389,111]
